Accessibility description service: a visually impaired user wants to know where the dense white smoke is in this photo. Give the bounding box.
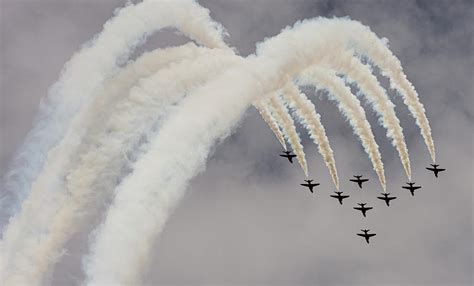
[0,48,240,285]
[282,83,339,189]
[253,101,288,150]
[267,95,309,177]
[298,67,386,190]
[0,2,436,285]
[320,51,411,180]
[0,0,227,225]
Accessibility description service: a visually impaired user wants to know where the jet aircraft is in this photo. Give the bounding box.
[357,229,376,244]
[330,191,350,205]
[353,203,373,217]
[350,175,369,189]
[426,164,446,178]
[402,182,422,196]
[377,193,397,206]
[300,180,320,193]
[279,151,297,163]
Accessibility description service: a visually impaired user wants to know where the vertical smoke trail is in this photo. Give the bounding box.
[322,51,411,180]
[0,50,240,286]
[282,83,339,189]
[253,101,288,150]
[267,95,309,177]
[0,0,228,226]
[338,19,436,162]
[299,67,386,190]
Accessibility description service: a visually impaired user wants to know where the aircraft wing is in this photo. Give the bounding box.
[426,167,435,171]
[401,186,410,190]
[413,186,421,190]
[341,195,349,199]
[438,168,446,171]
[349,179,357,183]
[361,179,369,182]
[367,233,376,238]
[357,233,365,237]
[300,183,310,187]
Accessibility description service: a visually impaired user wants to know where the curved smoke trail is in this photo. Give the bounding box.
[0,0,227,226]
[0,4,436,285]
[282,83,339,189]
[333,19,436,162]
[321,50,411,180]
[0,49,240,285]
[298,67,386,190]
[83,17,416,284]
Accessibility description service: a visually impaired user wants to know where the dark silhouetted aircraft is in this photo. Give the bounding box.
[353,203,373,217]
[350,175,369,189]
[377,193,397,206]
[330,191,350,205]
[357,229,376,244]
[279,151,297,163]
[300,180,320,193]
[402,182,422,196]
[426,164,446,178]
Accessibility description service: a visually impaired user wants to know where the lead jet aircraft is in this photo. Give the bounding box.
[402,182,422,196]
[350,175,369,189]
[377,193,397,206]
[330,191,350,205]
[426,164,446,178]
[357,229,376,244]
[353,203,373,217]
[279,151,297,163]
[300,180,320,193]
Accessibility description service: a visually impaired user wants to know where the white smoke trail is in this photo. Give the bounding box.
[282,83,339,189]
[267,95,309,177]
[83,64,256,285]
[0,9,436,284]
[298,67,386,190]
[333,19,435,162]
[368,47,436,163]
[83,16,413,284]
[0,0,228,225]
[0,49,240,285]
[0,43,207,283]
[79,13,440,284]
[253,101,288,150]
[321,50,411,180]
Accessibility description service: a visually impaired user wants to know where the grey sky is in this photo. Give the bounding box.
[0,0,473,285]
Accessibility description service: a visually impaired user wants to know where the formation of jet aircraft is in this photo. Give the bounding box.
[278,150,446,245]
[350,175,369,189]
[402,182,422,196]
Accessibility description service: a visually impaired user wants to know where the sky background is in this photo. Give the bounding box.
[0,0,473,285]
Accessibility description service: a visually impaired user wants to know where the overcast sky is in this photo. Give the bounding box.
[0,0,473,285]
